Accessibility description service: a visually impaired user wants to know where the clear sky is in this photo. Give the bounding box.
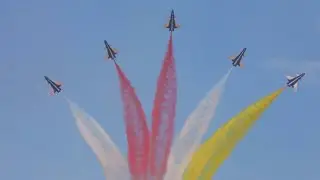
[2,0,320,179]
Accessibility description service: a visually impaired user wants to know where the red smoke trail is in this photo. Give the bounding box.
[114,62,149,180]
[149,32,177,180]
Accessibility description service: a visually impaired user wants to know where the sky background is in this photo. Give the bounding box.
[1,0,320,179]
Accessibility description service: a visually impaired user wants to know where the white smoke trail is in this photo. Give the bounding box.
[67,99,130,180]
[164,68,233,180]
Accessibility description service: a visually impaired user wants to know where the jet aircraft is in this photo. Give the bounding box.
[286,73,305,92]
[164,9,180,31]
[44,76,62,95]
[104,40,117,60]
[228,48,246,67]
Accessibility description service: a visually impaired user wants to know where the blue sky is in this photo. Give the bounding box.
[1,0,320,179]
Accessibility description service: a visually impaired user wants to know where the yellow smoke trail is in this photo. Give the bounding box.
[165,68,232,180]
[183,87,285,180]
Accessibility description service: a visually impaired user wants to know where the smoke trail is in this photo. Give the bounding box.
[164,68,233,180]
[149,32,177,180]
[114,62,150,180]
[183,87,285,180]
[67,99,129,180]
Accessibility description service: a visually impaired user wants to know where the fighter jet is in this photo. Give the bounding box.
[228,48,247,67]
[104,40,117,60]
[44,76,62,95]
[286,73,305,92]
[164,9,180,31]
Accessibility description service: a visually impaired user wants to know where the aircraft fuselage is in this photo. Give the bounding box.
[168,10,177,31]
[287,73,305,87]
[104,40,116,59]
[44,76,61,93]
[232,48,246,67]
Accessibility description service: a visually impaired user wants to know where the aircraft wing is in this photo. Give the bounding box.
[228,56,236,60]
[286,75,294,80]
[49,86,57,95]
[112,48,118,53]
[293,83,298,92]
